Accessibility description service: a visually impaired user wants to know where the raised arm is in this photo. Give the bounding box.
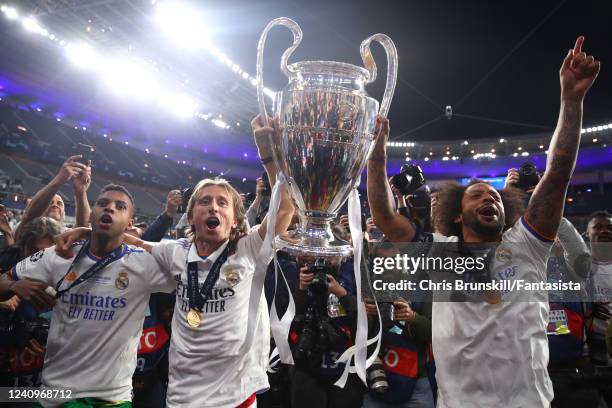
[367,116,416,242]
[15,155,87,236]
[251,116,295,239]
[525,36,600,239]
[73,161,92,228]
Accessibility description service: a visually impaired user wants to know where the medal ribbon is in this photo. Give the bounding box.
[55,240,126,298]
[187,245,230,312]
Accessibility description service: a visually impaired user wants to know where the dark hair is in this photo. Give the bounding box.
[99,184,135,211]
[435,180,527,239]
[588,211,612,223]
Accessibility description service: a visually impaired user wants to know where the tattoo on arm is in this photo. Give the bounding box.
[367,161,415,242]
[526,99,582,238]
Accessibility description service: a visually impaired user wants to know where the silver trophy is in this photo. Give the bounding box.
[257,17,397,258]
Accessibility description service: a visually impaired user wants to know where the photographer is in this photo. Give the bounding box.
[140,189,182,242]
[14,154,91,238]
[366,37,599,407]
[0,216,62,388]
[362,242,434,408]
[0,204,15,250]
[246,175,271,227]
[290,258,365,408]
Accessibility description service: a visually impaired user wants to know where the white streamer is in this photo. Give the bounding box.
[333,188,382,387]
[269,250,296,364]
[244,172,285,350]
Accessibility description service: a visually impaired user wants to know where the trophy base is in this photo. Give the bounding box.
[275,231,353,258]
[274,213,353,258]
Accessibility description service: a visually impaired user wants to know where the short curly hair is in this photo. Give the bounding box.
[434,180,527,238]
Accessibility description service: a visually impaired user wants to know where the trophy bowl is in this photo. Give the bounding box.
[257,17,397,258]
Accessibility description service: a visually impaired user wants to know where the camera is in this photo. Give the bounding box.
[13,317,50,349]
[390,164,426,196]
[516,162,541,190]
[306,263,329,297]
[76,143,94,164]
[291,262,348,370]
[378,302,395,322]
[366,356,389,393]
[177,186,194,214]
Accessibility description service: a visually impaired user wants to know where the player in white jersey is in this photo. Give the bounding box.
[366,37,599,407]
[0,184,175,407]
[585,211,612,364]
[105,117,295,407]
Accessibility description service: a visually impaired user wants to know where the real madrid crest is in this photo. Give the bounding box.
[29,249,44,263]
[495,246,512,263]
[115,271,129,290]
[224,270,241,287]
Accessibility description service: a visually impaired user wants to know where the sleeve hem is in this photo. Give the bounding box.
[521,217,555,243]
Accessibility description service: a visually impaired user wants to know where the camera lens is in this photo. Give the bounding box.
[367,356,389,393]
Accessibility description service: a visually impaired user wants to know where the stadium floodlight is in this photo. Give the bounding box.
[22,17,43,33]
[166,94,197,117]
[3,6,18,19]
[211,118,228,129]
[100,57,159,100]
[65,43,99,69]
[155,2,208,49]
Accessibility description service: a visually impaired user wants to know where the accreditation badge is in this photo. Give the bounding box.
[187,309,202,328]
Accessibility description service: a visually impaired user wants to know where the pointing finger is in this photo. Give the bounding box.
[573,36,584,54]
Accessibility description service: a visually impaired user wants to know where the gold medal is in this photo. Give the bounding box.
[187,309,202,328]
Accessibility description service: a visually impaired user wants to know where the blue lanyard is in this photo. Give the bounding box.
[55,240,126,298]
[187,245,229,312]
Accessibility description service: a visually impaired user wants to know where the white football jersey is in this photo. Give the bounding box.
[590,260,612,365]
[429,218,554,408]
[151,228,270,408]
[8,242,175,406]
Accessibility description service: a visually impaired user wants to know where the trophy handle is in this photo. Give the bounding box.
[360,34,398,117]
[256,17,303,125]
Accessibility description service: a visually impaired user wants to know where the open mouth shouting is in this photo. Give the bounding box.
[477,205,498,221]
[99,213,113,229]
[205,216,221,231]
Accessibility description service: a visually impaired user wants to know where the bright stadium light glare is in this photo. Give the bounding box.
[166,94,197,117]
[100,57,159,100]
[4,6,18,19]
[155,2,208,48]
[22,17,43,34]
[65,43,99,69]
[211,118,228,129]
